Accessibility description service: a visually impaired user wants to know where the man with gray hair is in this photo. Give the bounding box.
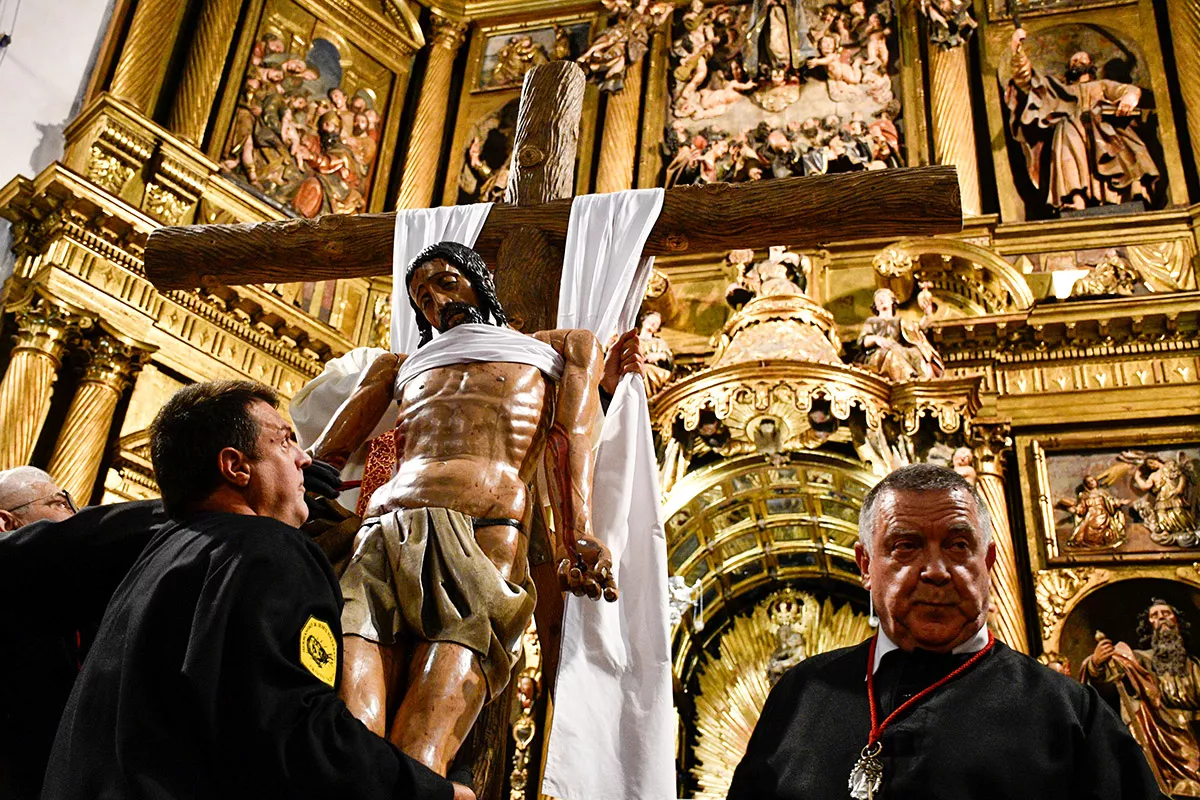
[0,466,76,531]
[729,463,1161,799]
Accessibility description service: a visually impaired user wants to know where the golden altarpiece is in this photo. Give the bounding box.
[2,0,1199,796]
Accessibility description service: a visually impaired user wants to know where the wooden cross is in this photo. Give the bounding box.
[142,62,960,796]
[145,62,961,333]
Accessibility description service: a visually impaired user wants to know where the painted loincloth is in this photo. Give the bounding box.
[340,506,536,700]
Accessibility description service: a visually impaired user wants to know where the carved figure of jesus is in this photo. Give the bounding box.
[313,242,618,777]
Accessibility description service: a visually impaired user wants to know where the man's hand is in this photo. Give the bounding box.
[303,459,343,499]
[558,535,619,602]
[1116,95,1138,116]
[1011,27,1027,52]
[601,329,645,396]
[452,782,477,800]
[1092,637,1115,667]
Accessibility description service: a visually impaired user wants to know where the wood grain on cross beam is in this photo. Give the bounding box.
[144,165,962,290]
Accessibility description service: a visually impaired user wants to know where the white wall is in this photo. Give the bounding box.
[0,0,115,278]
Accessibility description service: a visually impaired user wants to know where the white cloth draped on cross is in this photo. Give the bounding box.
[290,192,674,800]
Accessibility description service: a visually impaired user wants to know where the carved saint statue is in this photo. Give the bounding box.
[745,0,815,79]
[637,310,675,395]
[1056,474,1130,549]
[1006,28,1160,213]
[951,446,977,486]
[766,619,808,687]
[578,0,673,92]
[726,245,809,306]
[487,35,551,88]
[1127,454,1198,547]
[1070,248,1144,298]
[1084,601,1200,796]
[856,287,944,382]
[312,242,618,777]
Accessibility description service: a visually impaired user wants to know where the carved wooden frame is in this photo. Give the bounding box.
[978,0,1188,223]
[206,0,422,214]
[1016,422,1200,571]
[441,11,602,206]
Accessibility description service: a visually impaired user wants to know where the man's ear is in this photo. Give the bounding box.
[218,447,253,487]
[0,509,17,533]
[854,541,871,590]
[985,539,997,572]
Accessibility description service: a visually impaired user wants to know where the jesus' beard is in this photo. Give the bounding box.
[1151,622,1191,677]
[439,301,486,330]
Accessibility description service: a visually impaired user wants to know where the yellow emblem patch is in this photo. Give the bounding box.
[300,616,338,687]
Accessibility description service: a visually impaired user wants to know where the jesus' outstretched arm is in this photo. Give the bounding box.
[311,351,405,470]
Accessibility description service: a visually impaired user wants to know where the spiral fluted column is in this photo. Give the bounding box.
[1166,0,1200,181]
[595,57,643,193]
[0,300,81,470]
[47,333,151,504]
[972,423,1029,653]
[928,43,981,216]
[168,0,245,144]
[396,15,469,210]
[109,0,191,114]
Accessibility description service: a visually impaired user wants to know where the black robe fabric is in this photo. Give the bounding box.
[42,510,451,800]
[0,499,167,800]
[728,638,1165,800]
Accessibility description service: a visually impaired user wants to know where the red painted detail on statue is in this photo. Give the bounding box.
[545,422,577,561]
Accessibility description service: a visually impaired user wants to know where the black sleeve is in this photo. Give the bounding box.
[182,526,452,800]
[0,500,166,634]
[726,667,801,800]
[1070,683,1167,800]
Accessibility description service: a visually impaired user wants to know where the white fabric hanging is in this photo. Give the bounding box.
[542,188,674,800]
[393,323,564,393]
[290,347,392,512]
[389,203,493,354]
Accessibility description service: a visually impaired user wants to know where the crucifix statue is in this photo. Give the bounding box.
[144,62,961,799]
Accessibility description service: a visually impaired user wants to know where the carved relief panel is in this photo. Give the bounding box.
[658,0,906,190]
[1018,425,1200,569]
[208,0,419,217]
[214,2,397,217]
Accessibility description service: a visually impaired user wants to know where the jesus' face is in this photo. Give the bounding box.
[408,258,485,333]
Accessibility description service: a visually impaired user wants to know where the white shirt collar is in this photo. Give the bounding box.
[869,625,991,676]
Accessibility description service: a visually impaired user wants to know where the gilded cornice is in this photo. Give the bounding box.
[932,291,1200,363]
[0,165,358,390]
[420,0,597,22]
[297,0,423,66]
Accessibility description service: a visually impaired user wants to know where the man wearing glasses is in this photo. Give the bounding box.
[0,466,77,530]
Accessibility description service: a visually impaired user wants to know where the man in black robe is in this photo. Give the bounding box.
[0,492,166,800]
[728,463,1162,799]
[42,380,467,800]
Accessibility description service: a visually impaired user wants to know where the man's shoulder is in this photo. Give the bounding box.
[160,513,324,568]
[988,641,1097,705]
[777,638,872,689]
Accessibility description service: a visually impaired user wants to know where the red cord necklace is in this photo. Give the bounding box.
[848,629,996,800]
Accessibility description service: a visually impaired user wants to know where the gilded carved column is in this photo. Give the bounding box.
[0,299,85,470]
[47,332,152,504]
[595,58,643,193]
[971,423,1030,653]
[167,0,245,144]
[396,15,470,210]
[1166,0,1200,180]
[110,0,192,115]
[924,13,982,216]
